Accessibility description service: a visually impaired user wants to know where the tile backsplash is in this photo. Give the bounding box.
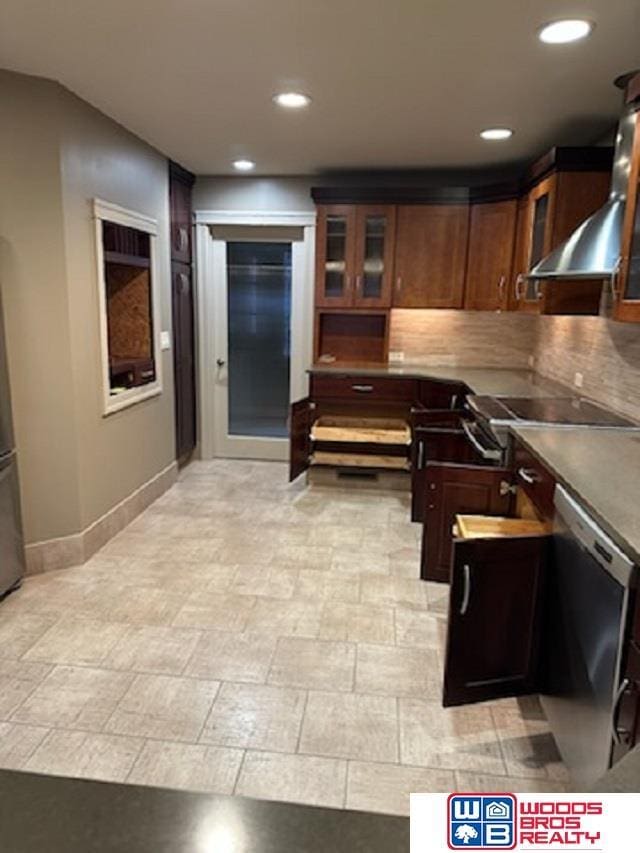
[388,309,640,422]
[389,309,536,368]
[534,315,640,421]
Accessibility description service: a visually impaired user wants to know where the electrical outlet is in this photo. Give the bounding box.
[574,371,584,389]
[389,351,405,363]
[160,331,172,351]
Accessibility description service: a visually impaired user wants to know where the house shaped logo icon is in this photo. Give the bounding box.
[448,794,516,849]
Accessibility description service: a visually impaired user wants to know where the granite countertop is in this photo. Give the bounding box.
[0,770,409,853]
[309,364,571,398]
[511,426,640,564]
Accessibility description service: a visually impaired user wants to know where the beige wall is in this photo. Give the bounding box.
[0,71,82,542]
[58,87,175,531]
[534,315,640,421]
[194,176,315,213]
[0,70,175,543]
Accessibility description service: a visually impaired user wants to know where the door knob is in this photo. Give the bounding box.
[216,358,226,367]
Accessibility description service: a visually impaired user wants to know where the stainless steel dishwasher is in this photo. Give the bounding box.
[541,485,635,788]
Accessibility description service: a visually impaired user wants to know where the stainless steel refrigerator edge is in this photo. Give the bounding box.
[0,293,25,597]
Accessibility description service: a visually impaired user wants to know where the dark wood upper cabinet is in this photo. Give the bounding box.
[421,462,511,583]
[443,535,546,706]
[289,397,313,481]
[615,111,640,323]
[464,200,517,311]
[513,170,611,315]
[315,204,395,309]
[393,205,470,308]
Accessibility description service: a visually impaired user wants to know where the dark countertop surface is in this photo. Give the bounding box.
[511,426,640,565]
[309,364,571,398]
[0,769,409,853]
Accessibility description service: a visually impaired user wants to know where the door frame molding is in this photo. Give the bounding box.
[194,210,316,460]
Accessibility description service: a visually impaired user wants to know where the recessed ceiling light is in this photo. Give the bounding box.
[538,19,593,44]
[232,159,256,172]
[273,92,311,109]
[480,128,513,141]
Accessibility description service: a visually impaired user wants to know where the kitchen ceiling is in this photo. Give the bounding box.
[1,0,639,176]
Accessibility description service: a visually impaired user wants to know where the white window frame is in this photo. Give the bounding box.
[93,199,163,416]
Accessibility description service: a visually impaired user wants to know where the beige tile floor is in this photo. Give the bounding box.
[0,460,568,815]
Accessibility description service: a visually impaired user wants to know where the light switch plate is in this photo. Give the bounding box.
[160,331,172,351]
[389,351,405,362]
[574,371,584,388]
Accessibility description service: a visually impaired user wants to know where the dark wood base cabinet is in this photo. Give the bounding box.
[443,536,546,706]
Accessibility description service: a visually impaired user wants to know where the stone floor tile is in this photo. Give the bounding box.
[491,704,569,781]
[295,571,360,604]
[299,690,398,763]
[26,730,143,782]
[172,591,256,632]
[22,618,126,666]
[11,665,133,730]
[0,722,50,769]
[0,613,57,659]
[127,740,243,794]
[231,565,298,599]
[235,750,347,809]
[185,631,278,683]
[105,673,219,742]
[454,770,568,793]
[347,761,455,815]
[399,698,506,774]
[104,625,202,675]
[360,576,428,610]
[355,644,441,699]
[318,602,395,644]
[244,598,322,638]
[200,682,306,752]
[268,638,355,692]
[0,660,52,720]
[394,608,446,649]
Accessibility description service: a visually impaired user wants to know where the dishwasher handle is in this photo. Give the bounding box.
[460,564,472,615]
[612,677,631,745]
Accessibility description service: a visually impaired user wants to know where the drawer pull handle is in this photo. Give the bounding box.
[417,439,425,471]
[461,419,502,461]
[460,564,472,616]
[518,467,541,485]
[351,384,374,393]
[612,677,631,745]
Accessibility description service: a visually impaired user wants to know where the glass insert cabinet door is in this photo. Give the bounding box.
[518,177,556,309]
[315,205,356,307]
[353,205,396,307]
[315,204,395,308]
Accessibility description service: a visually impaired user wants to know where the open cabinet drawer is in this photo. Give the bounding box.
[442,492,550,707]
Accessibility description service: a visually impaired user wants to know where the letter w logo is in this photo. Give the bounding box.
[453,799,481,821]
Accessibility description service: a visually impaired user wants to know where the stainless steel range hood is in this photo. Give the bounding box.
[528,84,637,281]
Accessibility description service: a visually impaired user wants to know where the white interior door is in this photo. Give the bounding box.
[197,221,314,460]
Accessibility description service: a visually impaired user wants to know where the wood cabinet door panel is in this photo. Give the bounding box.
[169,176,192,263]
[353,205,396,308]
[421,463,512,583]
[171,261,196,460]
[443,536,546,706]
[411,428,478,524]
[393,205,470,308]
[310,374,417,403]
[289,398,312,481]
[416,379,467,409]
[464,200,517,311]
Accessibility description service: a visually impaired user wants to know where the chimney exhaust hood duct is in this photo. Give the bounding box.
[528,75,638,281]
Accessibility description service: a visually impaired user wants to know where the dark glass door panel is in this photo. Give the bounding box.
[227,241,291,439]
[624,188,640,300]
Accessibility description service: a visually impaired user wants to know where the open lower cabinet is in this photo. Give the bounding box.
[439,475,552,707]
[289,396,411,483]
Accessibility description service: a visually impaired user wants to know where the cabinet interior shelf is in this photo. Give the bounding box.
[311,416,410,445]
[105,251,151,268]
[311,451,410,470]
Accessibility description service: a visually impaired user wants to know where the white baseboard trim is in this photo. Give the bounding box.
[24,461,178,575]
